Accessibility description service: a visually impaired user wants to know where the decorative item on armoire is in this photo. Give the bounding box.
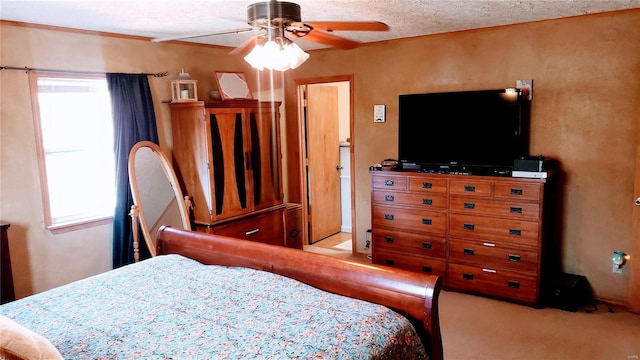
[214,71,253,100]
[171,69,198,102]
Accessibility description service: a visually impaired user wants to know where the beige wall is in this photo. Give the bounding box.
[0,24,271,298]
[284,10,640,303]
[2,9,639,304]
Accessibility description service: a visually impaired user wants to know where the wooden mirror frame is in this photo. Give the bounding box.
[214,71,253,100]
[128,141,190,259]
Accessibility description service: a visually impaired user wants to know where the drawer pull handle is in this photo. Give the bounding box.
[464,185,476,192]
[245,229,260,236]
[510,188,524,196]
[463,273,474,280]
[482,242,496,247]
[422,266,433,273]
[508,280,521,289]
[463,248,475,255]
[510,206,523,214]
[423,182,433,189]
[385,180,394,186]
[508,254,521,262]
[463,223,475,230]
[422,242,432,249]
[464,202,476,209]
[422,218,432,225]
[509,229,522,236]
[482,268,497,273]
[423,198,433,205]
[385,236,394,243]
[385,195,394,201]
[384,214,394,220]
[385,259,395,266]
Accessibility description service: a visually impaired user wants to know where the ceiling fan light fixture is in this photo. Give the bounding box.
[243,44,266,71]
[243,35,309,71]
[286,41,310,69]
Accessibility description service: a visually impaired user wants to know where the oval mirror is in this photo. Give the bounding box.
[128,141,190,257]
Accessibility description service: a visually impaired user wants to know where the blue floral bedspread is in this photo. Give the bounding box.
[1,254,428,359]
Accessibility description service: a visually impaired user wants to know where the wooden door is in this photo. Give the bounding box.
[629,138,640,313]
[306,85,341,243]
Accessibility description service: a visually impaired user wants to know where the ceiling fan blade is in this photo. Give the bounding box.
[151,28,253,43]
[295,31,359,50]
[230,35,260,56]
[304,21,389,32]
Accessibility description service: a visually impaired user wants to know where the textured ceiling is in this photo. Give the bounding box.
[2,0,639,50]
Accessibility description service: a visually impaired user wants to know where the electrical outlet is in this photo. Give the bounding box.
[612,264,623,274]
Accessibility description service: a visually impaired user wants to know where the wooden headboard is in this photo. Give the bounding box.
[156,227,443,360]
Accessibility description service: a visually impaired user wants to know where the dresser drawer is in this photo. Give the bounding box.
[373,250,446,276]
[449,197,540,219]
[212,209,285,246]
[372,174,407,190]
[494,182,542,201]
[373,228,446,258]
[450,180,492,197]
[373,205,447,234]
[448,238,538,273]
[408,177,448,194]
[448,263,538,305]
[373,190,447,210]
[449,214,539,246]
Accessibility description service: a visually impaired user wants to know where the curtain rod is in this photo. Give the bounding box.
[0,65,168,78]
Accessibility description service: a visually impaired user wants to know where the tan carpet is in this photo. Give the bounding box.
[439,290,640,359]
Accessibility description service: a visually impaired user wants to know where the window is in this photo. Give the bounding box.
[29,72,116,230]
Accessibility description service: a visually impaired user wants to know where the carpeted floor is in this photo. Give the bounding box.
[439,290,640,359]
[306,234,640,359]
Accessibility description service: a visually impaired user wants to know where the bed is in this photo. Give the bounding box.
[0,227,442,360]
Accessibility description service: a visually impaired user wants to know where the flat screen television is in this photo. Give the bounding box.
[398,88,529,173]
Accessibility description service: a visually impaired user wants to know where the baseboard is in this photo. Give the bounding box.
[591,296,629,312]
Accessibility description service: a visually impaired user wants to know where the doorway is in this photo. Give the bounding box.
[296,77,354,250]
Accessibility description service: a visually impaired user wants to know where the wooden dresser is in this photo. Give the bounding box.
[371,173,448,276]
[371,171,554,307]
[170,100,286,246]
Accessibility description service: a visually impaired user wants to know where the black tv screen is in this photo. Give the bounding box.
[398,89,528,171]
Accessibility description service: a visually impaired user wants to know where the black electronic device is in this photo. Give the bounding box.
[398,88,529,172]
[543,273,591,312]
[513,156,554,172]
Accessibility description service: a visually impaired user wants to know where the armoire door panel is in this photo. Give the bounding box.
[250,108,282,210]
[209,111,250,219]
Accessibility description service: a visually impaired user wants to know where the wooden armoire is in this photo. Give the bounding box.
[169,100,294,247]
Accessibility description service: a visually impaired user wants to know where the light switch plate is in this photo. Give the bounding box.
[374,104,386,123]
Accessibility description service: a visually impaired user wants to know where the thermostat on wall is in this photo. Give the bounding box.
[374,104,386,123]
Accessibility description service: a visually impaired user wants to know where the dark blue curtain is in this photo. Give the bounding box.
[107,73,159,268]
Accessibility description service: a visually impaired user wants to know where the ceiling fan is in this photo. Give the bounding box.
[152,0,389,56]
